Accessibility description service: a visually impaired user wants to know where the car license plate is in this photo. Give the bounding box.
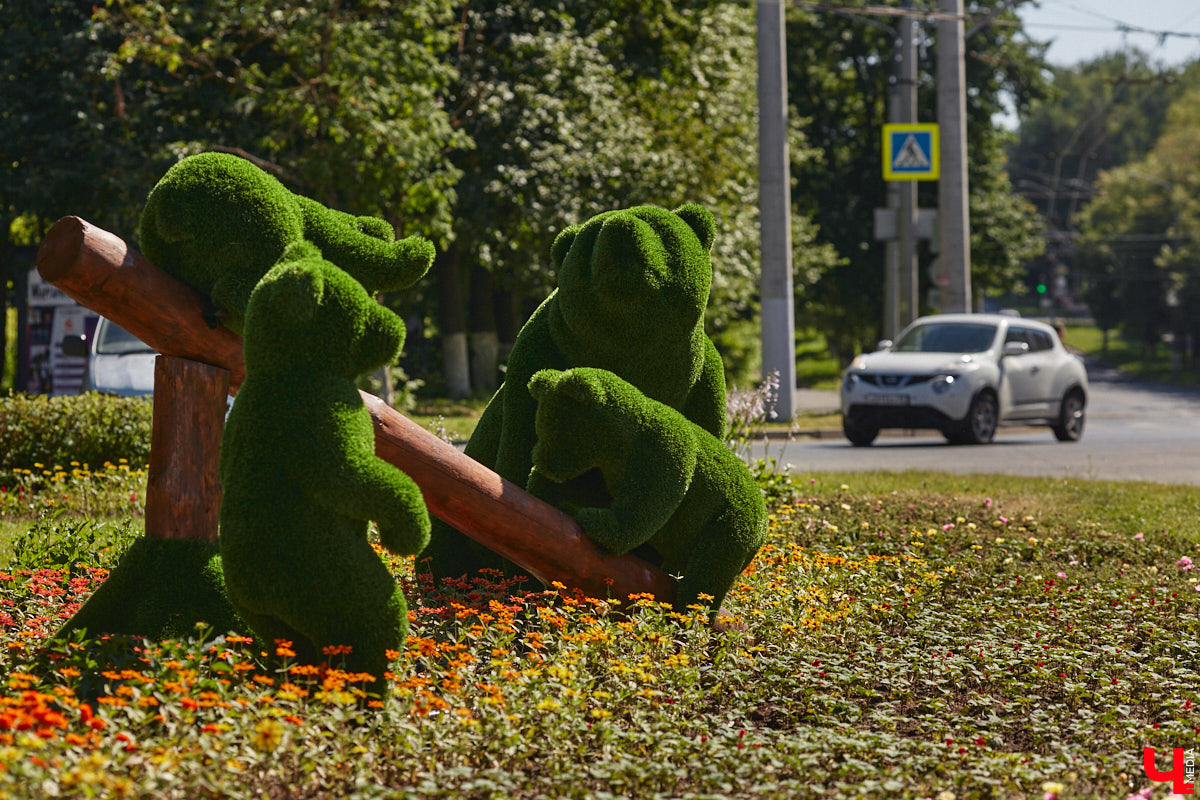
[865,393,909,406]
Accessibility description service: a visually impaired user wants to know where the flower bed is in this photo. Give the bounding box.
[0,477,1197,798]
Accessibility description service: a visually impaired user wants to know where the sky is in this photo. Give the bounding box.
[1017,0,1200,68]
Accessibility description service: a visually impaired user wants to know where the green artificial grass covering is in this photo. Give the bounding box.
[421,204,728,583]
[57,536,245,640]
[219,254,431,691]
[139,151,434,331]
[528,367,766,613]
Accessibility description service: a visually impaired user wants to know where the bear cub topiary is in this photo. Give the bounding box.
[422,203,728,582]
[527,367,767,614]
[139,151,434,331]
[219,246,430,689]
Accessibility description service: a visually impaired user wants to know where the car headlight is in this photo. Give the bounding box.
[843,373,859,392]
[931,374,958,394]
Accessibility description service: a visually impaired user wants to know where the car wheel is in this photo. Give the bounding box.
[950,391,998,445]
[843,415,879,447]
[1052,389,1085,442]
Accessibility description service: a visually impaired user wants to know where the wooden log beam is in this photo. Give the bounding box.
[36,216,677,605]
[144,356,229,543]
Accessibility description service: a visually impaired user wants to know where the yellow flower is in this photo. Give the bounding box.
[250,718,284,753]
[535,699,562,711]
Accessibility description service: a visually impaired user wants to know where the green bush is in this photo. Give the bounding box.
[0,392,153,475]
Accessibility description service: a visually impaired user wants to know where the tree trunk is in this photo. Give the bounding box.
[494,285,519,366]
[469,263,499,394]
[437,243,470,399]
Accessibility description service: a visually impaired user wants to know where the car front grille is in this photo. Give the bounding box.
[858,374,933,387]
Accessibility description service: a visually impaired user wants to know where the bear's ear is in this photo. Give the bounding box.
[528,369,564,402]
[257,262,324,325]
[673,204,716,252]
[550,225,582,269]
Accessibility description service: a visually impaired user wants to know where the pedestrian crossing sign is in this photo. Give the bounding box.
[882,123,939,181]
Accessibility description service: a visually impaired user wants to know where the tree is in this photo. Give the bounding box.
[1076,89,1200,368]
[1009,52,1200,325]
[786,0,1049,365]
[434,1,821,396]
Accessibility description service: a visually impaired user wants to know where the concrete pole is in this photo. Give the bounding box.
[757,0,796,418]
[898,2,919,326]
[884,53,901,341]
[937,0,972,312]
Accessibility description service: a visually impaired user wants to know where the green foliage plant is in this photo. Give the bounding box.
[219,252,431,690]
[0,392,152,480]
[422,204,729,582]
[139,152,435,331]
[527,367,767,613]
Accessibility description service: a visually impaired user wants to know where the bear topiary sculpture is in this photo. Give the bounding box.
[139,151,434,332]
[422,203,728,582]
[219,247,431,690]
[526,367,766,614]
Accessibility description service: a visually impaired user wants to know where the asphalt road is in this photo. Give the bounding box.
[758,360,1200,486]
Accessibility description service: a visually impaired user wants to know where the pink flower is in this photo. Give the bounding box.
[1134,533,1144,541]
[1177,556,1194,571]
[1056,572,1068,579]
[984,497,993,508]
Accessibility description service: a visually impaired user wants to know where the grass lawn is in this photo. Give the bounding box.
[1,470,1197,798]
[405,396,490,443]
[1063,324,1200,387]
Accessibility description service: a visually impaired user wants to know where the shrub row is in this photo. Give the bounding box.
[0,392,152,474]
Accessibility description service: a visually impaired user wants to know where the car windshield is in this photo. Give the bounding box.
[892,322,997,353]
[95,320,155,355]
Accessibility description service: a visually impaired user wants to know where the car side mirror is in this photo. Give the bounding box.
[875,339,893,352]
[61,335,89,358]
[1002,341,1029,357]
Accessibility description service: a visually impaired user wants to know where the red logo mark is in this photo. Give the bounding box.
[1144,748,1196,795]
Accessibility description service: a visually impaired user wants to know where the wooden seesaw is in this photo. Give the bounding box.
[36,216,678,607]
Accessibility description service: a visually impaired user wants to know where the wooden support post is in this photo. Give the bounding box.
[144,356,230,542]
[36,217,678,605]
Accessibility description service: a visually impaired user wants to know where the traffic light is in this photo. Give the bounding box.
[1036,276,1048,295]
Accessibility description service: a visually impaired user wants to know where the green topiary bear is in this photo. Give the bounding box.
[526,367,766,614]
[218,248,431,690]
[422,203,728,582]
[139,151,434,332]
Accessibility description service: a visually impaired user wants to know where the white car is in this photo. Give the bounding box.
[840,314,1088,446]
[62,317,157,396]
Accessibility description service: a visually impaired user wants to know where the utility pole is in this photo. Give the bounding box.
[898,0,919,326]
[757,0,796,419]
[937,0,972,312]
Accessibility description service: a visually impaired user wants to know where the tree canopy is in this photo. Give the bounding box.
[786,0,1049,363]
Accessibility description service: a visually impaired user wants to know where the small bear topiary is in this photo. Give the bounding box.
[139,151,434,332]
[526,367,766,614]
[219,247,431,691]
[422,203,728,582]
